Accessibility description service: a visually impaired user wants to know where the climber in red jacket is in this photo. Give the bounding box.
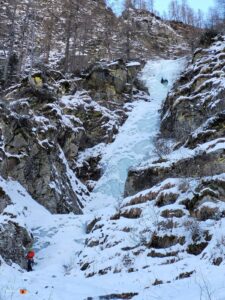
[26,249,35,272]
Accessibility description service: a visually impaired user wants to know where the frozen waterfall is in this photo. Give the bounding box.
[88,59,187,211]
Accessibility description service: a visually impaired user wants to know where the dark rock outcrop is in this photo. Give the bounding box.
[161,37,225,141]
[148,234,185,249]
[0,186,33,268]
[0,187,11,213]
[0,221,33,268]
[125,148,225,197]
[0,55,147,213]
[125,36,225,198]
[0,102,83,214]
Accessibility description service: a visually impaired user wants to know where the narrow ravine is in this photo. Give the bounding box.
[0,59,188,300]
[87,58,187,211]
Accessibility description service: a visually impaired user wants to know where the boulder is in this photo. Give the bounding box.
[0,221,33,268]
[161,209,185,218]
[120,207,142,219]
[83,59,143,103]
[187,242,208,255]
[155,191,179,207]
[0,187,11,213]
[195,205,220,221]
[148,234,185,249]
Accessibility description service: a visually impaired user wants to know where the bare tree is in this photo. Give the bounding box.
[147,0,154,13]
[17,1,32,75]
[196,9,205,28]
[137,0,147,9]
[63,0,74,73]
[168,0,181,21]
[180,0,188,23]
[28,0,38,77]
[168,0,204,27]
[101,12,116,60]
[206,6,221,28]
[121,7,136,60]
[40,0,61,65]
[215,0,225,20]
[3,0,18,84]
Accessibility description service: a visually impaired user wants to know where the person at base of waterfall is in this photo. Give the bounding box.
[26,249,35,272]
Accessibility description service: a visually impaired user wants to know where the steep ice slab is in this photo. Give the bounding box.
[87,58,187,211]
[141,59,187,103]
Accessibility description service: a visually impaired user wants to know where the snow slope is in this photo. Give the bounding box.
[0,58,198,300]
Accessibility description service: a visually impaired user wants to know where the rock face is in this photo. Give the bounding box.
[0,187,11,213]
[0,97,83,214]
[83,60,143,103]
[120,9,189,60]
[0,221,32,268]
[0,58,147,214]
[0,187,33,268]
[75,36,225,283]
[125,147,225,197]
[125,36,225,197]
[161,36,225,141]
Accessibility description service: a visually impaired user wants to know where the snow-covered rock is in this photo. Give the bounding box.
[2,31,225,300]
